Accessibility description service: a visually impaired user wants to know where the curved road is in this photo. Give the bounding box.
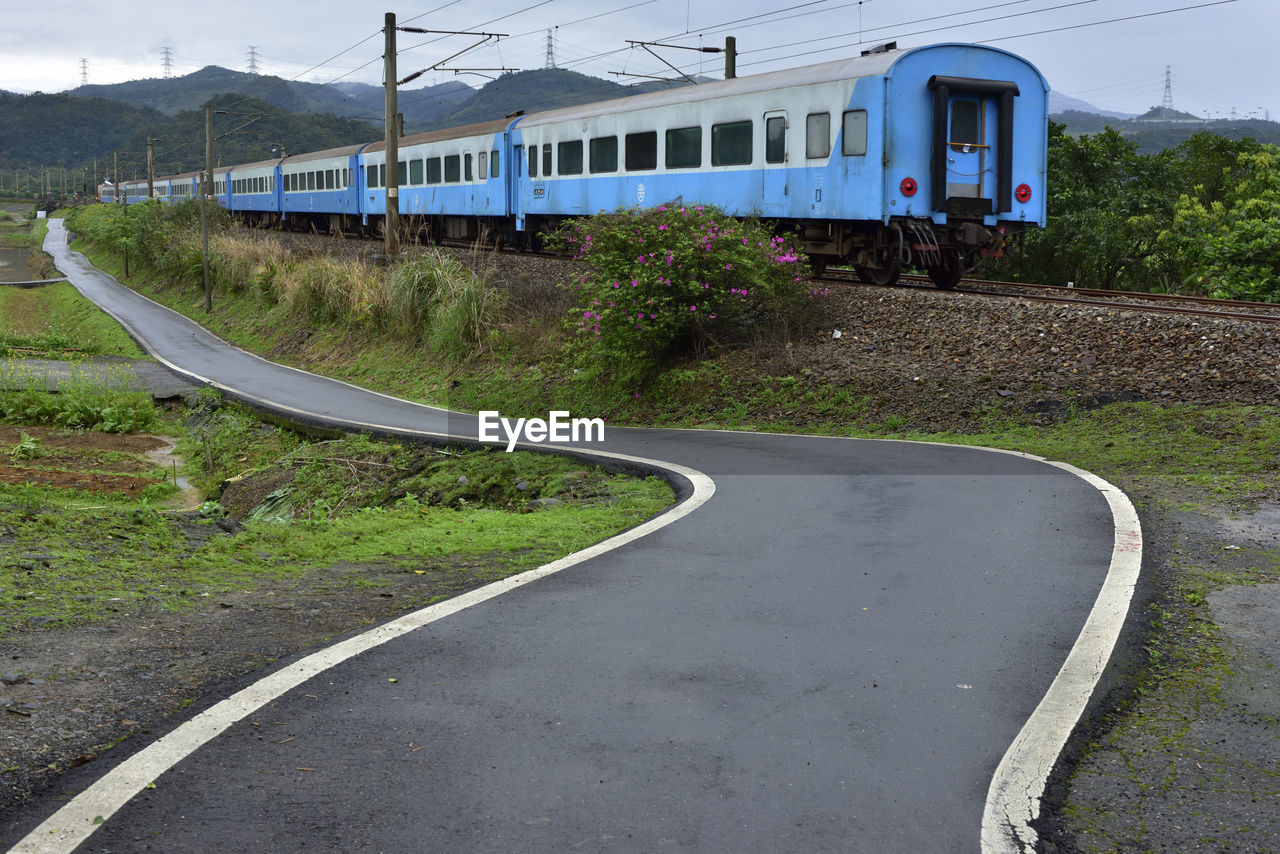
[4,222,1140,853]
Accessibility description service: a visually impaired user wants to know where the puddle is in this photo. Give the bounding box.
[0,244,31,282]
[143,435,204,510]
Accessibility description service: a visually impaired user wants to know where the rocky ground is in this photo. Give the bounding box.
[3,241,1279,851]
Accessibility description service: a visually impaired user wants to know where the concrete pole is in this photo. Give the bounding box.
[384,11,400,257]
[725,37,736,79]
[147,135,155,199]
[202,103,213,311]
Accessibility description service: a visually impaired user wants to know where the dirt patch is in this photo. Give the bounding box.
[0,425,172,498]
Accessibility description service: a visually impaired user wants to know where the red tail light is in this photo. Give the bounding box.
[900,177,918,196]
[1015,183,1032,203]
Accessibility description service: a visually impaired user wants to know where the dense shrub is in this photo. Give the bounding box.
[548,205,813,373]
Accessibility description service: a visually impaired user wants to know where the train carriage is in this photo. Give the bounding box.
[225,159,282,226]
[511,42,1048,286]
[280,144,367,234]
[361,118,516,243]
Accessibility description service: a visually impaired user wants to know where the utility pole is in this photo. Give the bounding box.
[147,135,155,199]
[202,103,214,311]
[384,11,400,257]
[114,152,121,205]
[724,36,736,79]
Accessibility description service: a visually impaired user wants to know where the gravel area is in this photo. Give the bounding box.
[3,239,1278,852]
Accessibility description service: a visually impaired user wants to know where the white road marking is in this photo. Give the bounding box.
[981,460,1143,853]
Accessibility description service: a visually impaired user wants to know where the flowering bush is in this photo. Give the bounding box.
[549,205,810,370]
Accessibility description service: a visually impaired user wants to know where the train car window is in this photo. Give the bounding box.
[559,140,583,175]
[590,136,618,173]
[665,127,702,169]
[766,117,786,163]
[445,155,461,183]
[426,157,442,184]
[806,113,830,159]
[542,144,552,177]
[950,100,980,152]
[712,121,753,166]
[625,132,657,171]
[528,146,538,178]
[479,151,488,179]
[465,154,474,181]
[491,150,500,178]
[397,161,408,187]
[322,170,331,190]
[308,172,316,191]
[410,159,424,185]
[842,110,868,156]
[379,164,386,188]
[367,165,377,188]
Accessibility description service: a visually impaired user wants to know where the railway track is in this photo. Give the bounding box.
[822,268,1280,325]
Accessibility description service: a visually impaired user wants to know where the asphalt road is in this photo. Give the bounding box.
[5,222,1140,853]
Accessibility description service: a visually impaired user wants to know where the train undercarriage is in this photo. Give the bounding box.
[799,217,1018,289]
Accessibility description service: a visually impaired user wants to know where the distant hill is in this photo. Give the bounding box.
[1051,109,1280,153]
[0,92,167,172]
[1048,91,1133,120]
[1133,105,1202,123]
[69,67,475,130]
[0,64,695,178]
[428,67,664,130]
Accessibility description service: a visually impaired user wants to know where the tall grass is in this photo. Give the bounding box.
[68,204,505,361]
[387,250,500,357]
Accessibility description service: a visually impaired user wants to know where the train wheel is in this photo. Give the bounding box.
[926,256,963,290]
[808,255,829,278]
[855,257,901,286]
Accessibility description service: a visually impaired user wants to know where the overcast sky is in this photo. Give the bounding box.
[1,0,1272,121]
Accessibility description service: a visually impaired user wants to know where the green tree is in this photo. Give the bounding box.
[1160,145,1280,301]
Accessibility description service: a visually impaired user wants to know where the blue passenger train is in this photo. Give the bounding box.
[100,42,1049,288]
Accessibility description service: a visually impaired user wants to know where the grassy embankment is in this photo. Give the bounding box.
[0,215,673,638]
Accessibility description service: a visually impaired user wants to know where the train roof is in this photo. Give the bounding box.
[362,117,514,154]
[227,158,283,172]
[281,142,370,164]
[514,43,1044,128]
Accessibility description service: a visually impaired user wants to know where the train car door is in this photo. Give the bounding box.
[510,143,525,231]
[463,148,476,214]
[927,76,1018,219]
[943,96,997,211]
[763,110,788,216]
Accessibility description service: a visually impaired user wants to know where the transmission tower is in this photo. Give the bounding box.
[162,46,174,78]
[247,46,260,75]
[79,58,88,86]
[545,28,556,69]
[1162,65,1173,112]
